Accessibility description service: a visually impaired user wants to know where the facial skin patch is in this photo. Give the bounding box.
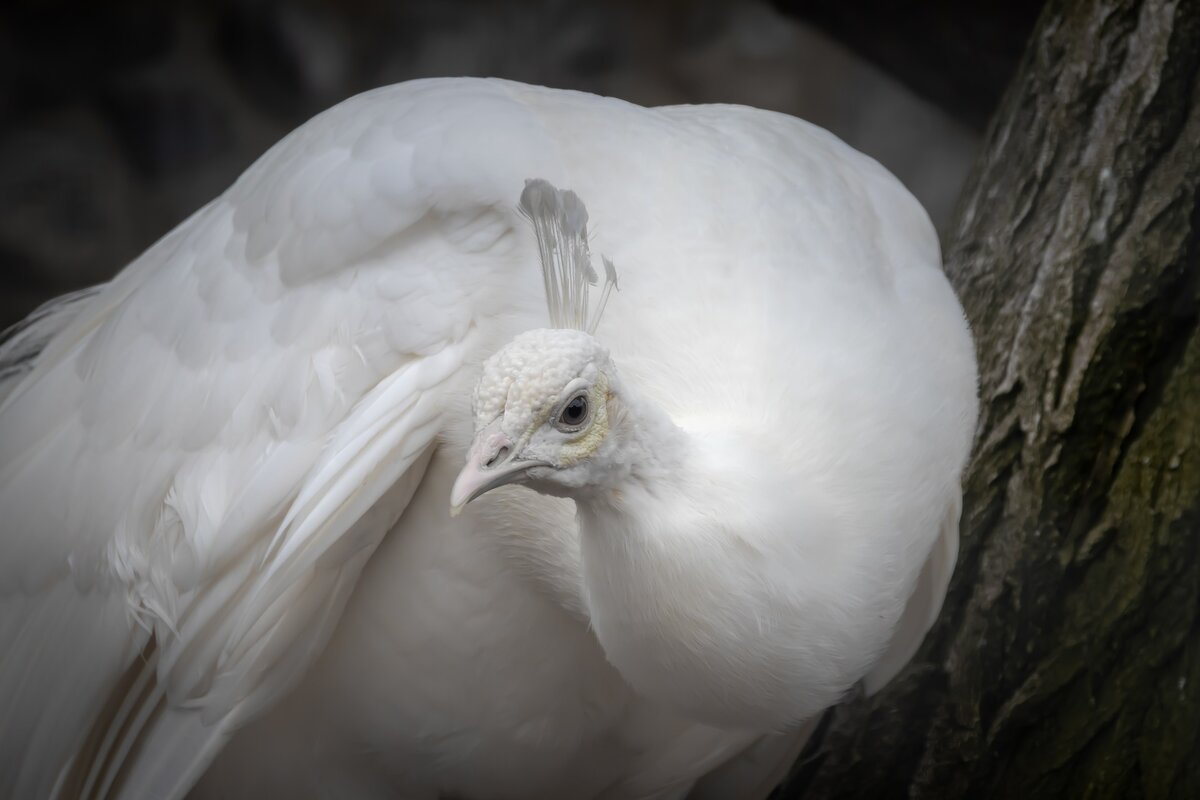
[558,371,610,465]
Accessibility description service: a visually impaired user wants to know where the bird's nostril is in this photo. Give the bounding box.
[485,446,510,468]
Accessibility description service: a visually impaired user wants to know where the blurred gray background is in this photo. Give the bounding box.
[0,0,985,329]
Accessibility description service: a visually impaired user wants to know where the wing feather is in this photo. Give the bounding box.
[0,78,559,798]
[0,286,104,402]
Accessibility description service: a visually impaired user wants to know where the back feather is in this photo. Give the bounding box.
[862,494,961,694]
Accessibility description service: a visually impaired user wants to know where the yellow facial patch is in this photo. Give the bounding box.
[557,371,610,466]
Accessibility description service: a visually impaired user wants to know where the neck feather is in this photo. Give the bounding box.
[570,378,874,730]
[583,381,689,503]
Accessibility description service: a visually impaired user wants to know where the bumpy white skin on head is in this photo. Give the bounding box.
[472,329,605,449]
[472,329,640,491]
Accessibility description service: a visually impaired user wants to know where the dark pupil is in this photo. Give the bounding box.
[562,397,587,425]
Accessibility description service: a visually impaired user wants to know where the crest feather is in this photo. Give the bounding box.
[519,179,618,334]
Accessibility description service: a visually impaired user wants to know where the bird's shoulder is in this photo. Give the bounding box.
[0,77,565,796]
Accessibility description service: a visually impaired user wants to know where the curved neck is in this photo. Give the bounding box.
[570,379,869,731]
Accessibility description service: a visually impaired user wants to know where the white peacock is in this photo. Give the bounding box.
[0,78,977,800]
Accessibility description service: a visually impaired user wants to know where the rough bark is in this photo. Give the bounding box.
[776,0,1200,798]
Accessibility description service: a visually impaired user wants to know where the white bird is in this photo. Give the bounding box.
[0,78,978,800]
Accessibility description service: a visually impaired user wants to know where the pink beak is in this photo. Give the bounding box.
[449,423,544,516]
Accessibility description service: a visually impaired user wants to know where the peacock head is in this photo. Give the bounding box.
[450,328,620,514]
[450,179,622,515]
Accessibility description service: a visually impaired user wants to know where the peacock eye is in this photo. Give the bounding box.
[556,395,589,430]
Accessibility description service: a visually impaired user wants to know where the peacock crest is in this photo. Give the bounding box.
[518,179,618,335]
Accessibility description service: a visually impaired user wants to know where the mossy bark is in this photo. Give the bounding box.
[776,0,1200,797]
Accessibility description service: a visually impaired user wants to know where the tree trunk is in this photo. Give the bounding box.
[776,0,1200,797]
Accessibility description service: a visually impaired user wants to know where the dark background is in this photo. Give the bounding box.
[0,0,1018,330]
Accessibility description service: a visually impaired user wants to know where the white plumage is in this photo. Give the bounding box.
[0,78,977,799]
